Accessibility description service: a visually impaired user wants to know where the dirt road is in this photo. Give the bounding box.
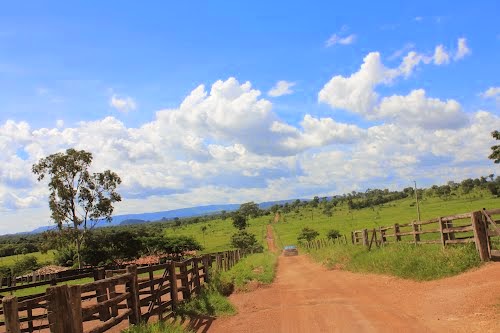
[210,238,500,332]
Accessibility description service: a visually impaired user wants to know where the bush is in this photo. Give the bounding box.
[232,213,247,230]
[209,269,234,296]
[176,288,236,317]
[230,231,263,253]
[54,246,78,267]
[297,227,319,242]
[326,229,341,240]
[82,231,143,266]
[12,256,41,276]
[0,266,11,278]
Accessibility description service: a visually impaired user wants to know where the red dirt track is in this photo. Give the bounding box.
[209,228,500,333]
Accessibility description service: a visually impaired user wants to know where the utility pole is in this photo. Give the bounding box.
[414,180,421,222]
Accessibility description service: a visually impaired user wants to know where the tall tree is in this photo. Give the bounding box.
[232,213,247,230]
[238,201,260,218]
[32,148,121,268]
[489,130,500,163]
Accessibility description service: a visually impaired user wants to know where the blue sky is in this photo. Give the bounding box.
[0,1,499,233]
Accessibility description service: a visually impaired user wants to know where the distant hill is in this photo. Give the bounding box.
[120,219,148,225]
[27,199,300,234]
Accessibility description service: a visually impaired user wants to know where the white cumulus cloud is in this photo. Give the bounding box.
[268,80,296,97]
[325,33,356,47]
[454,37,471,60]
[480,87,500,100]
[110,94,137,112]
[433,45,450,65]
[374,89,468,129]
[318,52,399,115]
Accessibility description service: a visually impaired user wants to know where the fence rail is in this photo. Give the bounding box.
[0,249,243,333]
[348,209,500,261]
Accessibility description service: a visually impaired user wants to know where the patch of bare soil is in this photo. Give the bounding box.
[208,255,500,333]
[266,224,277,253]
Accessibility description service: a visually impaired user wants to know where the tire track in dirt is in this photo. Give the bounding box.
[266,224,277,253]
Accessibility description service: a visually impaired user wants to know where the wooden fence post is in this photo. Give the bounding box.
[192,258,201,295]
[412,221,420,244]
[169,261,179,310]
[471,211,490,261]
[105,271,119,317]
[216,254,222,271]
[125,265,141,324]
[179,262,190,300]
[202,254,210,283]
[69,285,83,333]
[446,221,456,240]
[47,285,83,333]
[93,267,110,321]
[3,295,21,333]
[362,229,369,247]
[439,217,446,248]
[394,224,401,242]
[351,231,355,244]
[378,227,386,245]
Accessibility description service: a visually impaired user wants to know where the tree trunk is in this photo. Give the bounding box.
[76,237,82,269]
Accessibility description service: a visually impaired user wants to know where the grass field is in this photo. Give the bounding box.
[0,251,55,269]
[167,215,270,253]
[272,192,499,247]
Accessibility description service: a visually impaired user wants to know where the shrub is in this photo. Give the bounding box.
[176,288,236,317]
[326,229,341,240]
[297,227,319,242]
[232,213,247,230]
[82,231,143,266]
[209,269,234,296]
[54,246,78,267]
[230,231,263,253]
[12,256,41,276]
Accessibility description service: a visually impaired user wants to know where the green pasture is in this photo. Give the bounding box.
[166,215,269,253]
[272,192,499,247]
[0,251,55,269]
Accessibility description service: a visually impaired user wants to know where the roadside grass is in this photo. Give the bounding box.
[122,321,189,333]
[176,288,236,317]
[306,242,482,281]
[220,252,278,291]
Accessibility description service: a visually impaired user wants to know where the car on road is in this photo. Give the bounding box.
[283,245,298,256]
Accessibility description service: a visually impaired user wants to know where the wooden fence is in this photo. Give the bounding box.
[350,209,500,261]
[0,267,96,289]
[0,249,242,333]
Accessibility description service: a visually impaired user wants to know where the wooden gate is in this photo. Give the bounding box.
[105,262,176,322]
[482,208,500,260]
